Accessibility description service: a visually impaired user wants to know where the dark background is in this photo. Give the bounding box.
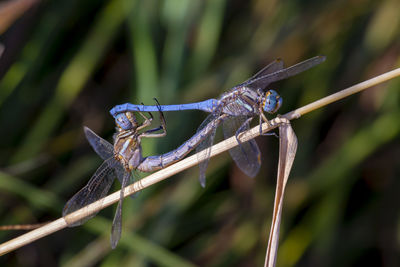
[0,0,399,266]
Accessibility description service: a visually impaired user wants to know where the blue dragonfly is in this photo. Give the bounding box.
[63,107,227,248]
[110,56,326,186]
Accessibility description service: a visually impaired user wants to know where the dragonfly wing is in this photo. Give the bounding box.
[223,116,261,177]
[243,59,285,84]
[106,156,137,200]
[196,114,219,187]
[108,159,125,186]
[63,158,116,226]
[129,171,141,198]
[245,55,326,90]
[84,126,114,160]
[111,172,130,249]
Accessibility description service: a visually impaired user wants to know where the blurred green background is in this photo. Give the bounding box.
[0,0,399,266]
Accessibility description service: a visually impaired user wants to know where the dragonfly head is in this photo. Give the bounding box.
[115,112,138,131]
[262,90,282,114]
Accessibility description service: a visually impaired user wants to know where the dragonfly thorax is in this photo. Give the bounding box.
[262,89,282,114]
[114,111,144,171]
[219,86,260,116]
[114,131,142,171]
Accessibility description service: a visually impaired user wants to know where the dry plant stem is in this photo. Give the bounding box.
[0,222,50,230]
[0,67,399,255]
[284,67,400,120]
[264,121,298,267]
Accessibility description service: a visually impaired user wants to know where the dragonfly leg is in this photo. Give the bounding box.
[140,99,167,139]
[256,91,272,127]
[140,126,167,139]
[141,102,155,121]
[154,98,167,132]
[262,131,279,138]
[258,112,278,137]
[136,109,154,131]
[260,107,271,126]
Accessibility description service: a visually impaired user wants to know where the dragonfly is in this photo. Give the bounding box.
[63,107,167,249]
[109,56,326,186]
[63,107,227,248]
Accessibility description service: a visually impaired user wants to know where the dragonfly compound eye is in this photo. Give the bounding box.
[115,113,133,130]
[263,89,282,114]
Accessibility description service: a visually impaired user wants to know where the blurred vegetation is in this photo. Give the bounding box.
[0,0,399,266]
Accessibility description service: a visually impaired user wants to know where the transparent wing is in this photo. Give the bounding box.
[105,152,138,200]
[84,127,136,199]
[111,172,130,249]
[196,114,219,188]
[129,170,141,198]
[243,56,326,90]
[63,158,116,226]
[84,126,114,160]
[222,116,261,177]
[108,159,126,186]
[243,59,285,83]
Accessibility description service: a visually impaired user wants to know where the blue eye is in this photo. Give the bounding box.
[263,90,282,113]
[115,113,132,130]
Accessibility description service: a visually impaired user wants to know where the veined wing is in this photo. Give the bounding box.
[196,113,220,188]
[84,126,114,160]
[106,157,129,188]
[111,172,130,249]
[63,158,116,226]
[242,55,326,90]
[222,116,261,177]
[125,169,141,199]
[243,59,285,84]
[84,126,136,199]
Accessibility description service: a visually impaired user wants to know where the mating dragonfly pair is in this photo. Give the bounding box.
[63,56,326,248]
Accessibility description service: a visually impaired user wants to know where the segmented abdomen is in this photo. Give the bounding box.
[137,115,226,172]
